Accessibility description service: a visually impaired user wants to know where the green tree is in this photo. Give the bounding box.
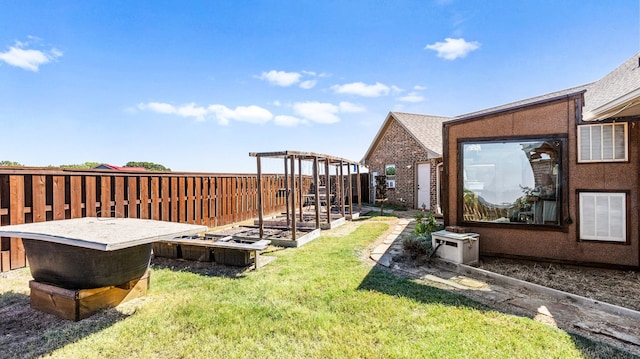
[125,161,171,171]
[59,162,100,169]
[0,160,23,166]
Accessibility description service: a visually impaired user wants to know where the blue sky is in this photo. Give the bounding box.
[1,1,638,172]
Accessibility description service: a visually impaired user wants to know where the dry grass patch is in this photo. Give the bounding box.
[478,257,640,312]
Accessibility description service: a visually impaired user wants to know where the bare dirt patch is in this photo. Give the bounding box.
[477,257,640,312]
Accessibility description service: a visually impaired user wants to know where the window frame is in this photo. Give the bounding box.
[385,164,396,190]
[577,122,628,163]
[577,190,629,244]
[457,135,568,229]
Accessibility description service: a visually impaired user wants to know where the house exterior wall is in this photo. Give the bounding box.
[443,95,640,268]
[366,119,441,211]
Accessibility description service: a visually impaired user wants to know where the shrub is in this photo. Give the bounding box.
[414,211,439,236]
[402,234,433,259]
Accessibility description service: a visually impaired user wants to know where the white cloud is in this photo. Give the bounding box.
[299,79,317,89]
[0,40,62,71]
[331,82,390,97]
[293,101,340,124]
[257,70,301,87]
[339,101,366,113]
[209,104,273,125]
[176,103,208,120]
[391,85,404,94]
[138,102,272,124]
[425,38,480,60]
[397,92,425,103]
[413,85,427,90]
[274,115,305,127]
[139,102,175,114]
[137,102,208,121]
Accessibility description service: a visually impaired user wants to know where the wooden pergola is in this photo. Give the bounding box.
[249,150,363,242]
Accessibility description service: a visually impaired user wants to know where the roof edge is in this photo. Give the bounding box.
[446,89,587,126]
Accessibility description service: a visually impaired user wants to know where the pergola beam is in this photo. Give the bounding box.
[251,150,362,240]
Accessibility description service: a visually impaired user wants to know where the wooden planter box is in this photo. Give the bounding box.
[180,244,212,262]
[152,242,180,259]
[214,248,254,266]
[0,251,9,272]
[29,271,150,321]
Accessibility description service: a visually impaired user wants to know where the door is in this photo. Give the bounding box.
[417,163,430,210]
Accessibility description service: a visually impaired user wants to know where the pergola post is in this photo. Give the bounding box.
[356,164,362,212]
[324,159,331,225]
[298,156,303,223]
[339,161,345,217]
[290,155,296,241]
[256,156,264,238]
[347,162,353,217]
[313,156,320,229]
[283,155,290,227]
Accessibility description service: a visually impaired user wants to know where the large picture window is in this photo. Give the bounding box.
[461,139,562,225]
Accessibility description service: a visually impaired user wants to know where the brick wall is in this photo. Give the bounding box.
[366,119,441,210]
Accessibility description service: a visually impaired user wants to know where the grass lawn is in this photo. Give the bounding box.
[28,218,636,358]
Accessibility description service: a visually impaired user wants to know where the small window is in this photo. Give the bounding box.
[386,179,396,189]
[578,123,627,162]
[579,192,626,242]
[385,164,396,177]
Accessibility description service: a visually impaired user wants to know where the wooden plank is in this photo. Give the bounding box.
[29,272,150,321]
[161,177,170,221]
[211,177,218,227]
[70,176,83,218]
[9,175,26,269]
[194,177,202,225]
[100,176,111,217]
[114,176,125,218]
[85,176,97,217]
[178,177,186,223]
[202,177,211,227]
[0,175,3,222]
[78,273,149,320]
[52,175,66,220]
[139,176,149,219]
[186,177,194,224]
[31,175,47,223]
[151,177,160,220]
[29,281,78,321]
[221,177,228,225]
[0,251,10,272]
[231,177,237,224]
[170,177,178,222]
[128,177,138,218]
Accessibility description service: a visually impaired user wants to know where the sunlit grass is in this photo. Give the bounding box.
[41,218,632,358]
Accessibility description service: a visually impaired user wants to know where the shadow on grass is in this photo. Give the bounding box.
[358,265,639,359]
[0,290,131,359]
[149,251,279,279]
[151,256,250,278]
[358,264,487,309]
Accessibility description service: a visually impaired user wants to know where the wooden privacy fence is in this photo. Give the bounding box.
[0,167,315,272]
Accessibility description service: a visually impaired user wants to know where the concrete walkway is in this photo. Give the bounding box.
[369,216,640,356]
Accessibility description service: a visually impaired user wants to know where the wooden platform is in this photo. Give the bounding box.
[156,237,271,269]
[29,271,150,321]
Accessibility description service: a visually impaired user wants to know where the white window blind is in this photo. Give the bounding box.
[579,192,626,242]
[578,123,627,162]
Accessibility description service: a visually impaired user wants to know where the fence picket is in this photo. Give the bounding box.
[9,176,26,269]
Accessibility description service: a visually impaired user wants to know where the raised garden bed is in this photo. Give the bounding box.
[208,225,321,248]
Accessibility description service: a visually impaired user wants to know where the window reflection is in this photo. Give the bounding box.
[462,139,560,225]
